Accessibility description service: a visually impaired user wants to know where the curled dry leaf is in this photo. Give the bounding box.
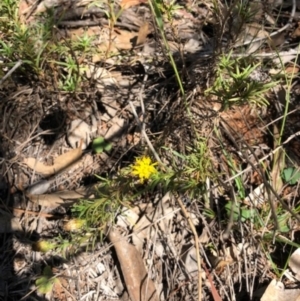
[108,228,159,301]
[67,119,91,149]
[289,248,300,281]
[270,124,284,199]
[24,146,82,176]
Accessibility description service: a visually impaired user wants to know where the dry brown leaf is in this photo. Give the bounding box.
[28,188,95,207]
[289,248,300,280]
[270,32,286,48]
[24,146,82,176]
[235,23,269,52]
[67,119,91,149]
[136,23,150,46]
[18,0,30,23]
[120,0,147,9]
[270,124,284,199]
[108,228,159,301]
[285,66,300,75]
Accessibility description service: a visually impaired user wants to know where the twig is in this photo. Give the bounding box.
[139,73,147,141]
[0,205,59,218]
[176,195,202,301]
[129,99,162,163]
[0,60,23,86]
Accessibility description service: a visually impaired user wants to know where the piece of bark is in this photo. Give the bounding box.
[108,228,158,301]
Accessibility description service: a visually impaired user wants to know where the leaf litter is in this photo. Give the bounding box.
[2,0,300,301]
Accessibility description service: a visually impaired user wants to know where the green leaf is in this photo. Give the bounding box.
[282,167,300,185]
[35,266,56,294]
[92,137,112,153]
[240,208,255,221]
[225,202,255,222]
[225,202,240,221]
[151,0,164,29]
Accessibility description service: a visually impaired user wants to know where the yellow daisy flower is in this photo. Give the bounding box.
[131,156,157,183]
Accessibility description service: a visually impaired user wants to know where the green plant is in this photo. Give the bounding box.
[71,138,215,234]
[155,0,182,21]
[130,156,158,183]
[36,266,59,294]
[225,201,256,222]
[148,0,185,97]
[72,32,95,53]
[282,167,300,185]
[92,137,112,154]
[206,51,278,109]
[56,54,82,91]
[0,0,93,91]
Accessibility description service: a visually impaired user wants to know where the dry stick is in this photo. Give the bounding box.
[0,60,23,86]
[0,205,57,218]
[128,101,161,164]
[176,195,202,301]
[139,73,148,139]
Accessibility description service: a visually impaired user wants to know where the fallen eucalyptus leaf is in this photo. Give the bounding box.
[24,146,82,176]
[108,228,158,301]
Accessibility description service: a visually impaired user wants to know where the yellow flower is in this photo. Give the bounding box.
[63,219,86,232]
[32,240,56,253]
[131,156,157,183]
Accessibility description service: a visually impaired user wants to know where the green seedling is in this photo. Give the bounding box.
[225,202,255,222]
[282,167,300,185]
[36,266,59,294]
[92,137,112,153]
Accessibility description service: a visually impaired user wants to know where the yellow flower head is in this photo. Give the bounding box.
[131,156,157,183]
[32,240,56,253]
